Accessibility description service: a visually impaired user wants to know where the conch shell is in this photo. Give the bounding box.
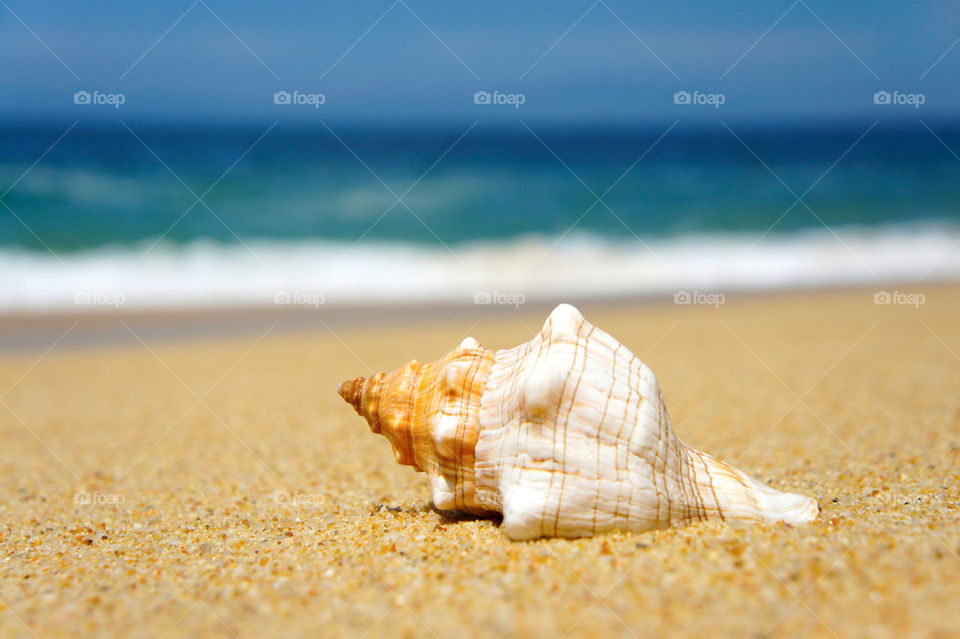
[339,304,817,540]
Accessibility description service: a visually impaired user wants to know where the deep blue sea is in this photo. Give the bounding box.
[1,121,958,309]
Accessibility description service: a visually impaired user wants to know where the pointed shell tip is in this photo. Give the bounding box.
[338,376,365,414]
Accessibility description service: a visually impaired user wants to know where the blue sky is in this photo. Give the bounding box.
[1,0,958,123]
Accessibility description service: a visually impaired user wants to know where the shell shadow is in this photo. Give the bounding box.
[424,502,503,527]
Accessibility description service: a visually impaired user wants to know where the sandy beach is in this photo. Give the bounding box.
[1,286,958,638]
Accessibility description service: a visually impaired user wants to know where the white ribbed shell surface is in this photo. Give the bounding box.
[472,304,817,540]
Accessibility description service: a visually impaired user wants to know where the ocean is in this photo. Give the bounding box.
[1,120,958,311]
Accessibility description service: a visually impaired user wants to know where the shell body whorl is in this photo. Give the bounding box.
[339,304,818,539]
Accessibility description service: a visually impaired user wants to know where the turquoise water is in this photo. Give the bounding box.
[1,120,958,310]
[2,121,958,250]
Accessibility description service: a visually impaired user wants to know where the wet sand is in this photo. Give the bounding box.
[1,286,958,638]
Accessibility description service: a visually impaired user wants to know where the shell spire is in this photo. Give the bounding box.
[338,304,818,539]
[338,363,419,465]
[338,338,497,515]
[337,376,369,420]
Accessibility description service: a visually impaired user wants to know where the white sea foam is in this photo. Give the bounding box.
[1,222,958,312]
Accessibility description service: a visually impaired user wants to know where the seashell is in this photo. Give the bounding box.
[339,304,818,540]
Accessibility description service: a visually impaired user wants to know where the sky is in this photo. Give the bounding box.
[1,0,959,124]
